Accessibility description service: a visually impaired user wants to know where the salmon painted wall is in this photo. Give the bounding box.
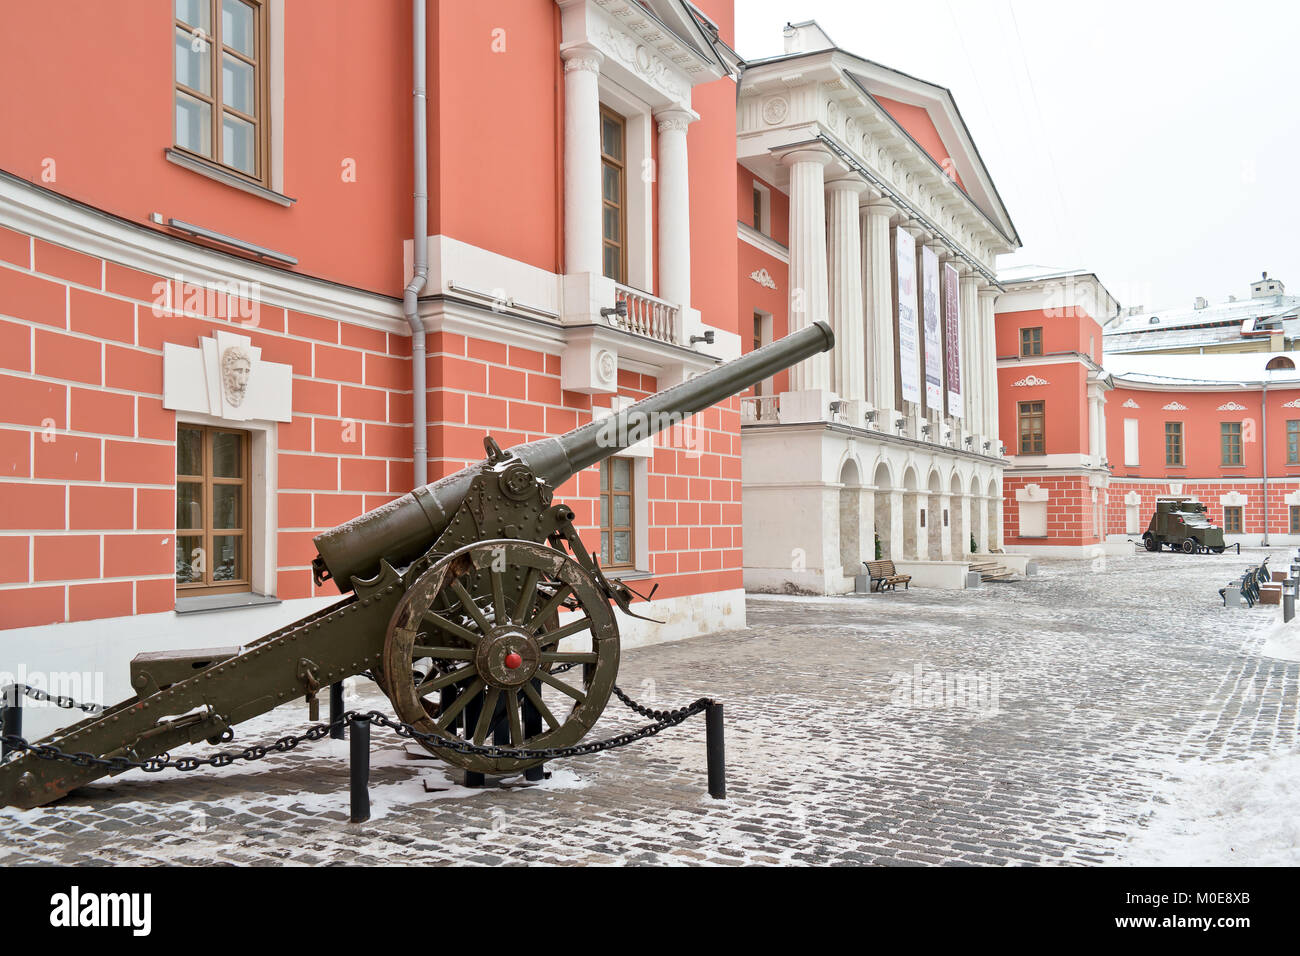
[736,169,790,245]
[873,96,966,192]
[0,1,411,296]
[736,166,791,391]
[996,308,1102,360]
[1105,385,1300,480]
[998,363,1088,456]
[686,0,738,336]
[430,0,561,275]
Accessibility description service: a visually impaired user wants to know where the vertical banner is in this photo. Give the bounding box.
[895,228,921,405]
[921,245,942,410]
[944,262,963,419]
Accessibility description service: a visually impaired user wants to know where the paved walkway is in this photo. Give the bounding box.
[1,548,1296,865]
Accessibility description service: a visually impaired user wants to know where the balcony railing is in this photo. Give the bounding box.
[740,395,780,424]
[612,284,680,345]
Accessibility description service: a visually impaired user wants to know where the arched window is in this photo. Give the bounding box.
[1266,356,1295,370]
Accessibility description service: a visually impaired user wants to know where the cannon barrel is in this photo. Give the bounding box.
[313,321,834,590]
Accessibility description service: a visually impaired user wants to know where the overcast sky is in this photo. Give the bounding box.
[733,0,1300,314]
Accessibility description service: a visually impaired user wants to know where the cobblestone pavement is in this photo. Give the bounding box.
[2,548,1296,865]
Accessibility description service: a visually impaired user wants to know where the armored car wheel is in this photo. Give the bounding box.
[1182,539,1196,554]
[1143,534,1159,552]
[383,539,620,775]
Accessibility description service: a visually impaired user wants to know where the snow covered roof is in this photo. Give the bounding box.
[1103,351,1300,388]
[1097,295,1300,335]
[998,264,1091,283]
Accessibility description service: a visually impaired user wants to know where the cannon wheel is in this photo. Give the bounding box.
[383,539,620,775]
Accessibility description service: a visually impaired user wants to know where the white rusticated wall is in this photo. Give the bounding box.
[742,423,1005,594]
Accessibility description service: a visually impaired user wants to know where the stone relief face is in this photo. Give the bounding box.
[221,346,253,407]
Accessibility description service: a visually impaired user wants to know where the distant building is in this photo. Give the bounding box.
[996,266,1300,551]
[994,268,1119,556]
[1103,272,1300,355]
[737,21,1019,594]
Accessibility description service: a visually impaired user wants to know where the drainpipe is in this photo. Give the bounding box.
[404,0,430,487]
[1262,381,1269,546]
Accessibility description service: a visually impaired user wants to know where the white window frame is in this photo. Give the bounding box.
[597,79,654,295]
[175,410,278,598]
[752,180,771,236]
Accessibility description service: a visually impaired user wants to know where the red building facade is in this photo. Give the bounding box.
[995,268,1300,552]
[0,0,746,724]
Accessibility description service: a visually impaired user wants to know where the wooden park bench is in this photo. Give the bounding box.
[864,559,911,592]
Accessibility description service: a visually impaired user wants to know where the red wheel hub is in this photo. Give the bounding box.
[504,651,523,670]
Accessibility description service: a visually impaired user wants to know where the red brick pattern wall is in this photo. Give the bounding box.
[1,229,744,628]
[426,333,743,603]
[1106,480,1300,536]
[1002,474,1103,547]
[0,229,414,627]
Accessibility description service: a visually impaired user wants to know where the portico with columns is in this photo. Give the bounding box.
[736,21,1020,593]
[556,0,734,394]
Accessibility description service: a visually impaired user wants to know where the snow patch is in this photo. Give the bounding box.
[1122,753,1300,866]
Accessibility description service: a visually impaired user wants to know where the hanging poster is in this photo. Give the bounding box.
[943,262,963,419]
[921,245,942,410]
[895,228,921,405]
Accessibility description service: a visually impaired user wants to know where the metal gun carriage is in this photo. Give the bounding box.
[0,322,833,809]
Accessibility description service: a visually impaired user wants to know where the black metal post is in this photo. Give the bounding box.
[1,685,20,762]
[349,716,370,824]
[462,691,485,788]
[705,702,725,800]
[329,681,345,739]
[524,679,545,782]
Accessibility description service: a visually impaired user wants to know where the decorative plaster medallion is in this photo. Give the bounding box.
[1217,401,1247,411]
[1122,399,1140,408]
[1162,401,1187,410]
[1012,375,1049,387]
[1283,399,1300,408]
[749,268,777,290]
[762,96,788,125]
[825,100,840,130]
[596,349,617,385]
[220,345,253,407]
[163,330,292,423]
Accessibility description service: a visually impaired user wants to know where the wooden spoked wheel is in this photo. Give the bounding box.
[382,539,620,775]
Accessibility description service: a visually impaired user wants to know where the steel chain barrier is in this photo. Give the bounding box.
[1,683,711,773]
[7,683,107,714]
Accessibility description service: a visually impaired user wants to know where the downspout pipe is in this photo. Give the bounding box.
[404,0,430,487]
[1262,380,1269,546]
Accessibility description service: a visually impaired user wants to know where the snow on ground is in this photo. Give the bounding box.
[1121,752,1300,866]
[1261,619,1300,663]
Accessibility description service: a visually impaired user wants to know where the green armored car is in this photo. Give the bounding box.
[1142,498,1226,553]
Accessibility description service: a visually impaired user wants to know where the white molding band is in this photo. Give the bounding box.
[0,172,405,333]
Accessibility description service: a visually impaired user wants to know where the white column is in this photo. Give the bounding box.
[1098,391,1108,466]
[980,288,999,451]
[654,106,697,311]
[862,199,895,417]
[826,177,867,404]
[561,46,604,277]
[781,148,833,393]
[959,272,981,440]
[1088,387,1101,462]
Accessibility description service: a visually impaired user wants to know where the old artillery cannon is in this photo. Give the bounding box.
[0,322,833,809]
